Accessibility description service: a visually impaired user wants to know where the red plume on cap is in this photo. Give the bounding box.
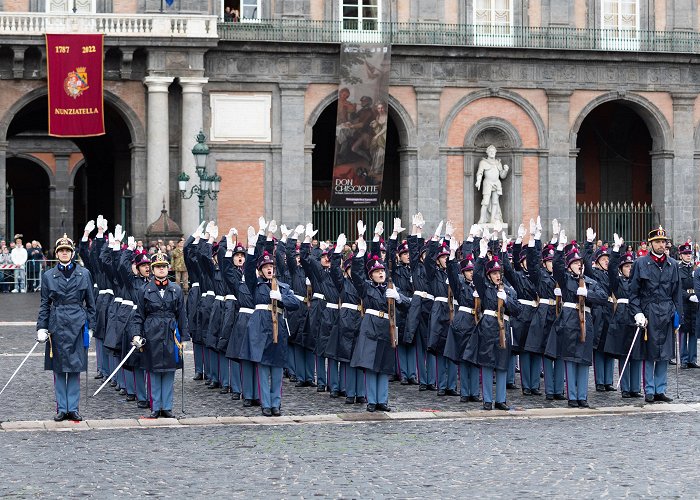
[373,254,379,261]
[492,255,499,262]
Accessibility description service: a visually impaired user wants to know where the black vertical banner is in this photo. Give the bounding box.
[330,43,391,207]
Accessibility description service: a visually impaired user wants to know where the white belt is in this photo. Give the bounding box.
[365,308,389,319]
[205,291,215,297]
[563,302,591,313]
[191,282,200,288]
[414,290,434,300]
[326,303,339,310]
[312,293,326,300]
[341,303,361,311]
[616,298,629,304]
[458,306,475,314]
[519,299,538,307]
[607,297,615,303]
[434,296,450,303]
[122,299,134,307]
[238,307,254,314]
[225,294,236,301]
[540,299,557,306]
[294,294,308,303]
[114,297,123,303]
[482,309,509,321]
[255,304,283,312]
[99,289,114,295]
[215,295,224,301]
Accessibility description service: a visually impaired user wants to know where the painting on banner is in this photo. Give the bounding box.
[330,43,391,207]
[46,34,105,137]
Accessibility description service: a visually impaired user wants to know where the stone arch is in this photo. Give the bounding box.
[570,92,671,152]
[7,152,54,182]
[68,158,87,186]
[463,116,523,148]
[441,88,547,149]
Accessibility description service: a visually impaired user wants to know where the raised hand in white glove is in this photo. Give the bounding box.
[554,287,562,297]
[270,289,282,301]
[497,290,507,301]
[357,237,367,254]
[415,212,425,230]
[36,329,48,343]
[392,218,405,235]
[280,224,290,239]
[247,226,257,246]
[468,224,479,238]
[293,224,305,239]
[517,224,527,241]
[449,236,459,254]
[374,221,384,237]
[613,233,624,252]
[691,295,699,303]
[319,241,329,251]
[557,230,567,250]
[127,236,135,251]
[305,223,318,239]
[357,220,366,237]
[83,220,95,235]
[634,313,647,328]
[494,220,503,233]
[433,220,444,239]
[114,224,125,242]
[386,286,401,302]
[479,238,489,258]
[193,220,206,239]
[336,233,347,251]
[586,227,596,243]
[268,220,278,235]
[257,216,268,234]
[445,220,454,238]
[132,336,145,348]
[576,287,588,297]
[501,231,510,253]
[96,214,105,231]
[552,219,560,238]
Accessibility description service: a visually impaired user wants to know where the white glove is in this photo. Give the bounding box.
[690,295,699,303]
[433,220,444,239]
[472,290,479,298]
[96,214,105,231]
[270,289,282,301]
[494,220,503,233]
[528,218,536,237]
[517,224,527,241]
[280,224,290,239]
[449,237,459,253]
[357,220,366,237]
[319,241,329,251]
[479,238,488,258]
[36,329,48,343]
[107,233,115,248]
[634,313,647,328]
[305,222,318,238]
[468,224,478,238]
[412,213,421,228]
[193,220,206,239]
[576,287,588,297]
[586,227,596,243]
[554,287,562,297]
[392,218,405,235]
[474,224,484,238]
[386,287,400,302]
[497,290,507,301]
[209,224,219,242]
[114,224,125,243]
[127,236,136,250]
[374,221,384,236]
[293,224,305,239]
[613,233,624,252]
[551,219,560,238]
[336,233,347,251]
[268,220,278,235]
[132,336,145,348]
[557,230,567,250]
[83,220,95,235]
[247,226,257,246]
[501,232,510,253]
[415,212,425,230]
[258,216,268,233]
[88,329,93,339]
[357,237,367,254]
[445,220,454,238]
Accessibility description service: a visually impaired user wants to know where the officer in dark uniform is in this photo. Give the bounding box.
[629,226,683,403]
[36,234,96,421]
[677,241,698,368]
[130,251,189,418]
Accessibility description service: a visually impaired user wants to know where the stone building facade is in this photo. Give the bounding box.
[1,0,700,247]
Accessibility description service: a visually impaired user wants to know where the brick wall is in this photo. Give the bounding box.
[216,161,265,235]
[3,0,29,12]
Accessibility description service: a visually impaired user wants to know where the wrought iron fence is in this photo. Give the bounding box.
[312,200,401,242]
[219,20,700,54]
[576,202,656,249]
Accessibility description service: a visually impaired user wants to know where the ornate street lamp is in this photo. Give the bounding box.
[178,130,219,223]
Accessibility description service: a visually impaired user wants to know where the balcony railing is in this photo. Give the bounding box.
[219,19,700,53]
[0,13,218,38]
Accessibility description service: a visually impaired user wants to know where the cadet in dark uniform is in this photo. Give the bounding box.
[677,241,698,368]
[184,221,206,380]
[36,234,96,421]
[629,226,683,403]
[130,252,189,418]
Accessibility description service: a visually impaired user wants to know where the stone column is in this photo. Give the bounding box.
[414,86,443,225]
[0,141,6,239]
[543,90,574,236]
[279,83,308,225]
[179,76,208,231]
[50,153,73,242]
[130,143,148,238]
[144,76,174,224]
[669,93,697,239]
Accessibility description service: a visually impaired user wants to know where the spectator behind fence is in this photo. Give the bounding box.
[28,240,45,292]
[171,238,188,293]
[0,246,12,293]
[10,235,27,293]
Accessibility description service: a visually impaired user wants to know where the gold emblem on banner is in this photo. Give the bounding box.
[63,66,89,99]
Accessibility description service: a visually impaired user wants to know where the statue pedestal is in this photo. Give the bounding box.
[480,223,509,235]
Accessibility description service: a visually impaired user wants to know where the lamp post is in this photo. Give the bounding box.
[178,130,219,223]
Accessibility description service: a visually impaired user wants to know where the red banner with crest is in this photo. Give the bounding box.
[46,34,105,137]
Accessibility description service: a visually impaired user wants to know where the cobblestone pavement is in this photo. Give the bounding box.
[2,294,700,423]
[1,413,699,497]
